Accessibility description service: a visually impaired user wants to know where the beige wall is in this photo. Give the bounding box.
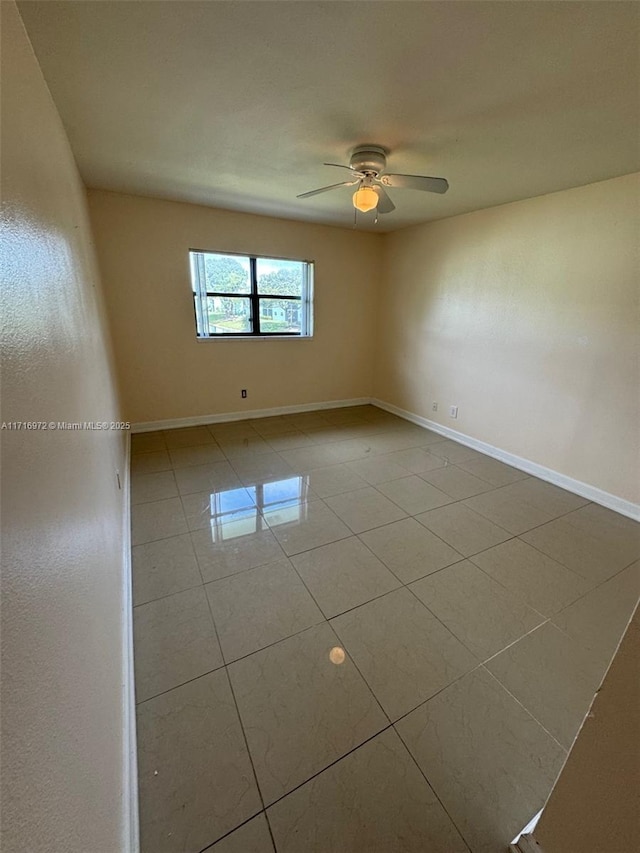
[90,176,638,504]
[88,190,381,425]
[375,174,640,505]
[535,607,639,853]
[0,4,131,852]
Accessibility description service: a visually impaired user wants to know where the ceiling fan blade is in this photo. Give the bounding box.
[297,180,359,199]
[375,186,395,213]
[324,162,356,172]
[382,173,449,194]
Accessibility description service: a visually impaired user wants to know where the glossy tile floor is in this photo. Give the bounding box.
[131,406,640,853]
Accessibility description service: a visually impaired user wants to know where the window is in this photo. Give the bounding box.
[189,250,313,337]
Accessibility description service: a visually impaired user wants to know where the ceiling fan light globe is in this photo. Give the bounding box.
[352,186,378,213]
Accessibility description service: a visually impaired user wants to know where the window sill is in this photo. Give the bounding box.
[196,335,314,341]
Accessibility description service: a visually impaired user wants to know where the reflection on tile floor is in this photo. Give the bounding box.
[131,405,640,852]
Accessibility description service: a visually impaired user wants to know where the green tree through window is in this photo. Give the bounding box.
[204,256,249,293]
[257,268,302,296]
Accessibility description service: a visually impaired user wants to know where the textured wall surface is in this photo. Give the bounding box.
[0,4,131,851]
[88,190,382,424]
[375,174,639,504]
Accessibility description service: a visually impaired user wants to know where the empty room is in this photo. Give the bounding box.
[2,1,639,852]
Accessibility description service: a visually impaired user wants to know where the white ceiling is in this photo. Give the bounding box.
[19,1,640,232]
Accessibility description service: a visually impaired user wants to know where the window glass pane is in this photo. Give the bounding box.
[206,296,252,333]
[204,253,251,293]
[261,476,308,510]
[256,258,304,296]
[258,298,302,334]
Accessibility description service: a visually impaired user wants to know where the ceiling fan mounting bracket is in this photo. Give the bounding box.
[350,145,388,176]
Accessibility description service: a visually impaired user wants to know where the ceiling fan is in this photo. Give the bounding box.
[297,145,449,219]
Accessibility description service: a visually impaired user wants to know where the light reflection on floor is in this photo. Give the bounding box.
[205,475,311,542]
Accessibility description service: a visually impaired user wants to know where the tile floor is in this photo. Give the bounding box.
[131,405,640,853]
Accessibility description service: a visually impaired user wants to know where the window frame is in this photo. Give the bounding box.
[189,249,314,339]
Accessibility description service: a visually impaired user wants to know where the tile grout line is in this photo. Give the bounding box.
[201,562,279,853]
[513,514,633,580]
[459,493,589,540]
[133,577,205,609]
[282,557,395,729]
[132,493,617,648]
[132,488,629,643]
[391,661,486,728]
[135,421,530,517]
[136,612,333,707]
[542,553,640,625]
[418,458,528,491]
[131,410,639,848]
[256,723,395,814]
[135,661,226,707]
[478,665,570,753]
[465,544,589,603]
[135,557,536,708]
[196,809,268,853]
[192,565,397,847]
[214,621,393,849]
[479,619,552,669]
[134,544,627,728]
[401,581,495,663]
[388,661,565,853]
[200,412,411,821]
[392,724,474,853]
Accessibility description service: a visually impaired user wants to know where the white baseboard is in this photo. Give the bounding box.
[121,432,139,853]
[372,398,640,522]
[131,397,371,433]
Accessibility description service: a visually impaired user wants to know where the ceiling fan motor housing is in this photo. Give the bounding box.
[350,145,387,175]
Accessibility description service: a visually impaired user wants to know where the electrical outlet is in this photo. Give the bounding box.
[432,402,438,412]
[449,405,458,419]
[241,389,247,399]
